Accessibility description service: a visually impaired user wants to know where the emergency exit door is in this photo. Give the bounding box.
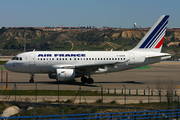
[29,53,35,66]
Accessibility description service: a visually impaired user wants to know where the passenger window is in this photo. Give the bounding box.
[78,58,79,60]
[89,58,91,60]
[65,58,67,60]
[44,58,45,60]
[112,58,114,60]
[98,58,100,60]
[124,58,125,60]
[92,58,94,60]
[57,58,58,60]
[118,58,120,60]
[107,58,108,60]
[86,58,88,60]
[109,58,111,60]
[50,58,51,60]
[74,58,76,60]
[115,58,117,60]
[59,58,61,60]
[101,58,102,60]
[121,58,122,60]
[95,58,97,60]
[20,57,22,60]
[81,58,82,60]
[41,58,42,60]
[70,58,71,60]
[62,58,64,60]
[52,58,54,60]
[16,57,18,60]
[38,58,39,60]
[84,58,85,60]
[47,58,48,60]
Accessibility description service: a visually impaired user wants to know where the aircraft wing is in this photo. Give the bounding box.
[51,60,129,73]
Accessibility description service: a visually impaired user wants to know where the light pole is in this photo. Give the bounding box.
[147,86,150,107]
[35,83,37,102]
[100,84,103,105]
[123,85,126,106]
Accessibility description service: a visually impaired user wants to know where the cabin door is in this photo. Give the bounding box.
[29,53,36,66]
[129,53,135,65]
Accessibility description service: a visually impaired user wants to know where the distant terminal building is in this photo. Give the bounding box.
[38,26,87,31]
[4,26,180,32]
[173,27,180,29]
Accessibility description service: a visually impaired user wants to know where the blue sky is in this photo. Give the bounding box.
[0,0,179,28]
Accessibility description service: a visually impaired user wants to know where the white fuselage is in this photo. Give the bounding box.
[5,50,169,74]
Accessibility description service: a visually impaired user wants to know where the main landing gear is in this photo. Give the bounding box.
[29,73,34,83]
[81,76,94,84]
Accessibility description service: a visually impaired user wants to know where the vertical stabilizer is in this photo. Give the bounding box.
[131,15,169,53]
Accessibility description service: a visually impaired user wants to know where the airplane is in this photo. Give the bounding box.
[4,15,171,84]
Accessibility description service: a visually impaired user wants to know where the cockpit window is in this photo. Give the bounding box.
[12,57,22,61]
[12,57,16,60]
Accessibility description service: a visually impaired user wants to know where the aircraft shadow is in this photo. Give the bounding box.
[4,81,144,87]
[5,81,99,87]
[43,81,99,87]
[96,81,144,84]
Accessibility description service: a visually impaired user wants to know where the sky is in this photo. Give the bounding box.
[0,0,180,28]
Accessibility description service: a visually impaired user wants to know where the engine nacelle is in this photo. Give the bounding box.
[56,69,75,81]
[48,73,56,79]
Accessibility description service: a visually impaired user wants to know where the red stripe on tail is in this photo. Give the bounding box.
[155,36,165,48]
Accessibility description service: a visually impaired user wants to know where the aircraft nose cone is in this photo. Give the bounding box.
[4,62,8,70]
[4,62,11,71]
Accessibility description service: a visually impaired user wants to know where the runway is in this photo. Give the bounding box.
[1,61,180,91]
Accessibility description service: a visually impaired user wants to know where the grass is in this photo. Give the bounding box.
[0,61,7,65]
[134,66,151,69]
[1,90,120,96]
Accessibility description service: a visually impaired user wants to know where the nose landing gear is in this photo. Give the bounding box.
[29,73,34,83]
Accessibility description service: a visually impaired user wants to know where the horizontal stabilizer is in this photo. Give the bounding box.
[145,53,171,59]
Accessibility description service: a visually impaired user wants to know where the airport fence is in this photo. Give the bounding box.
[0,83,180,108]
[1,109,180,120]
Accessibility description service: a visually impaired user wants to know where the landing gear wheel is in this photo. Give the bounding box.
[81,76,87,83]
[29,79,34,83]
[29,73,35,83]
[87,78,94,84]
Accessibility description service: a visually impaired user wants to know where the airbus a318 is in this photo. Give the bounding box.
[4,15,171,84]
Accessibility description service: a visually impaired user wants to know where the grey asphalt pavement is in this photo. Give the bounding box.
[0,61,180,91]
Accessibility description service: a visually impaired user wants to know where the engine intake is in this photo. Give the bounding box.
[56,69,75,81]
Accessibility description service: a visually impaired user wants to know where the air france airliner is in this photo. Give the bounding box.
[4,15,171,84]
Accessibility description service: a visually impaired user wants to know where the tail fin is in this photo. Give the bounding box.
[132,15,169,53]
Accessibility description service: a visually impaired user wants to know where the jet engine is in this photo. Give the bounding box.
[55,69,75,81]
[48,73,56,79]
